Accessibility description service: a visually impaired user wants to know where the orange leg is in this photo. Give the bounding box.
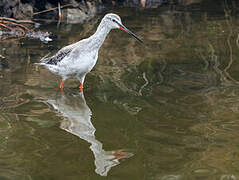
[60,81,64,90]
[113,150,129,159]
[79,83,83,91]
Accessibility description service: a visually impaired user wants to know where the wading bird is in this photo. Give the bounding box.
[36,13,143,91]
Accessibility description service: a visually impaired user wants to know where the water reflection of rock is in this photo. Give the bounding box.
[46,91,133,176]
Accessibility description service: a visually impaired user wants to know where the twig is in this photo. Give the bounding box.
[0,17,35,24]
[33,3,73,15]
[0,15,51,42]
[58,2,62,20]
[0,23,13,31]
[0,20,30,31]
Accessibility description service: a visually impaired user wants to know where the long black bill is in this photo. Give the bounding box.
[116,22,143,44]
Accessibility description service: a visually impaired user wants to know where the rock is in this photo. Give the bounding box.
[1,0,33,19]
[65,5,96,24]
[63,1,97,24]
[12,3,33,19]
[65,8,88,24]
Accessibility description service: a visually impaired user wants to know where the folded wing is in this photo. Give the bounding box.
[40,48,72,65]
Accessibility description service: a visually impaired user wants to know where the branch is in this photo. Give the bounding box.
[33,3,74,15]
[0,17,35,24]
[0,23,13,31]
[0,20,30,31]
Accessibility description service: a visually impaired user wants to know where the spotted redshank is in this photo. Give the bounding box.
[36,13,143,91]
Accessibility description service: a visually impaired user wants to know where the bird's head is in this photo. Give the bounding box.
[103,13,143,44]
[103,13,122,29]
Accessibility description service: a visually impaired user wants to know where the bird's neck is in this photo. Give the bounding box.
[89,21,111,49]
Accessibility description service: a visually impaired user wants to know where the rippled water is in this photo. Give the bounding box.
[1,4,239,180]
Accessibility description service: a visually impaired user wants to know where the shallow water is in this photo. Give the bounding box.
[1,4,239,180]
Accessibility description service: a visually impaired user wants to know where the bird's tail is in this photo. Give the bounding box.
[34,62,45,66]
[35,52,51,65]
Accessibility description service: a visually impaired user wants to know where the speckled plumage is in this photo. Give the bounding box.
[36,13,143,90]
[41,49,72,65]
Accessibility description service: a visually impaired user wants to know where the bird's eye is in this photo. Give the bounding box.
[112,19,116,22]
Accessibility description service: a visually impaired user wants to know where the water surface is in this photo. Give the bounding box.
[1,5,239,180]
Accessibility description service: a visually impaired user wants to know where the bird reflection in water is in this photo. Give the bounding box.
[46,90,133,176]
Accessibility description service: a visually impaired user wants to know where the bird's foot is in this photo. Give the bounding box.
[79,83,83,92]
[113,150,130,159]
[60,81,64,91]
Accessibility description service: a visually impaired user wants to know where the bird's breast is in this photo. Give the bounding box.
[55,49,98,78]
[65,51,98,74]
